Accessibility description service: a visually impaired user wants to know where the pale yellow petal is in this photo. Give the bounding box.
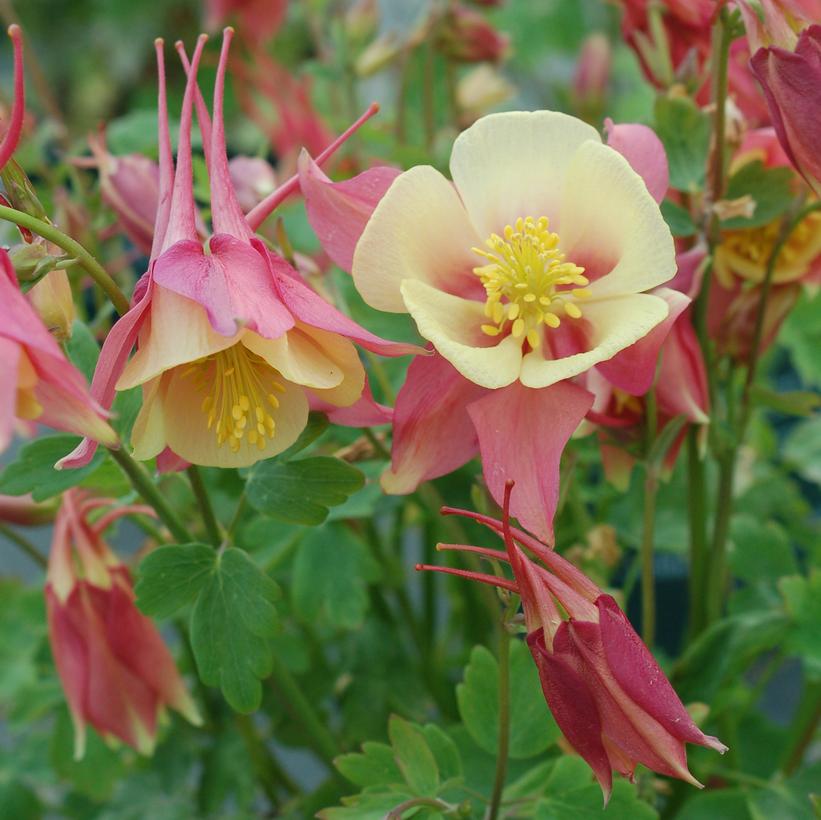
[519,293,669,389]
[400,278,521,389]
[450,110,601,237]
[293,325,366,408]
[130,376,168,462]
[118,286,239,390]
[352,165,480,312]
[559,140,676,298]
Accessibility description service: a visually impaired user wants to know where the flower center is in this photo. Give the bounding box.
[472,216,589,349]
[185,344,285,453]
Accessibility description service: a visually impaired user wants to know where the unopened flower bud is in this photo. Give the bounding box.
[572,33,611,120]
[228,156,277,212]
[0,158,49,222]
[437,5,509,64]
[27,269,75,342]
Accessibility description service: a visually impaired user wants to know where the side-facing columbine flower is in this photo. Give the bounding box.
[751,24,821,196]
[0,250,116,453]
[60,31,416,471]
[417,483,727,801]
[46,490,200,758]
[329,111,677,538]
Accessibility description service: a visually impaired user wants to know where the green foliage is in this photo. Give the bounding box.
[457,641,559,759]
[721,160,795,229]
[0,435,108,500]
[653,96,712,191]
[247,457,365,525]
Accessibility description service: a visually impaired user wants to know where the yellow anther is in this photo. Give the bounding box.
[184,344,286,453]
[473,214,588,346]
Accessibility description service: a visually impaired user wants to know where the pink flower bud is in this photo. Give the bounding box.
[46,490,201,758]
[27,269,75,342]
[437,5,509,64]
[228,155,277,212]
[572,34,611,117]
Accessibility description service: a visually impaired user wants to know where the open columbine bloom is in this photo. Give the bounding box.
[60,30,414,470]
[418,484,727,801]
[0,250,116,454]
[46,490,201,758]
[328,112,676,538]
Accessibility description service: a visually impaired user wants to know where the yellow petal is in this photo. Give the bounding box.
[352,165,481,312]
[450,110,601,238]
[400,278,521,389]
[519,293,670,389]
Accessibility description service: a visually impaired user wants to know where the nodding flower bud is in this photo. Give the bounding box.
[27,269,76,342]
[572,33,612,121]
[0,159,49,223]
[228,155,277,212]
[436,5,510,64]
[86,132,160,254]
[417,483,727,802]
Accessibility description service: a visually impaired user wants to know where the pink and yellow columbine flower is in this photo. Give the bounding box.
[46,490,200,758]
[418,484,727,801]
[60,31,414,471]
[321,112,677,538]
[0,250,116,453]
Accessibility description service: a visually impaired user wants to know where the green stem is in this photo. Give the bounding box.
[705,452,735,624]
[387,797,459,819]
[225,492,247,543]
[640,468,659,646]
[487,623,511,820]
[268,657,340,769]
[186,466,222,548]
[0,204,130,315]
[0,522,47,568]
[686,430,709,637]
[781,679,821,775]
[107,448,193,544]
[362,426,391,460]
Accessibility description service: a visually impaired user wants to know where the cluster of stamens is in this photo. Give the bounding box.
[185,344,286,453]
[473,216,590,349]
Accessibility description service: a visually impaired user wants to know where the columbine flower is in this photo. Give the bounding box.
[332,112,676,538]
[751,23,821,196]
[60,31,414,470]
[709,128,821,359]
[46,490,200,758]
[0,250,116,454]
[418,484,727,801]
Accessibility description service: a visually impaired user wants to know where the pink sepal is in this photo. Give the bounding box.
[595,287,690,396]
[382,351,487,494]
[297,150,401,273]
[468,380,594,543]
[310,378,392,427]
[605,119,669,204]
[156,447,189,474]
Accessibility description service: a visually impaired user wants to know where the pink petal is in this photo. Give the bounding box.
[595,287,689,396]
[0,25,24,170]
[151,236,294,339]
[468,380,594,543]
[669,245,707,299]
[310,377,392,427]
[256,239,422,357]
[382,351,487,494]
[298,150,401,273]
[0,337,21,452]
[604,119,669,204]
[156,447,190,473]
[596,595,727,753]
[528,628,613,802]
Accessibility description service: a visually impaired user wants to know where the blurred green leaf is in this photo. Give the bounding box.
[0,779,42,820]
[783,416,821,484]
[190,548,280,712]
[336,741,402,788]
[661,200,697,237]
[750,387,821,418]
[654,96,711,191]
[65,320,100,382]
[247,457,365,525]
[728,516,797,584]
[135,543,216,619]
[721,160,794,230]
[780,571,821,678]
[0,435,107,501]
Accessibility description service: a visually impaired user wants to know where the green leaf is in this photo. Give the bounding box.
[783,415,821,484]
[661,199,696,237]
[279,412,329,459]
[654,96,711,192]
[291,524,379,631]
[65,320,100,381]
[535,757,657,819]
[135,543,216,619]
[423,723,462,784]
[0,780,41,820]
[246,457,365,525]
[457,641,559,760]
[0,435,107,501]
[335,741,403,788]
[750,386,821,418]
[673,789,753,820]
[728,516,797,585]
[388,715,439,797]
[190,548,281,712]
[780,571,821,677]
[722,160,794,229]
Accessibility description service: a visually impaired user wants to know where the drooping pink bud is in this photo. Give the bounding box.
[436,4,509,64]
[418,483,727,802]
[46,490,201,758]
[751,24,821,196]
[572,34,611,121]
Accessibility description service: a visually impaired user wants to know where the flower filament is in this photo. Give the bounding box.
[186,344,285,453]
[473,215,589,348]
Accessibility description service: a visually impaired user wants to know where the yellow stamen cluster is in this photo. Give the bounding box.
[472,216,589,348]
[185,344,286,453]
